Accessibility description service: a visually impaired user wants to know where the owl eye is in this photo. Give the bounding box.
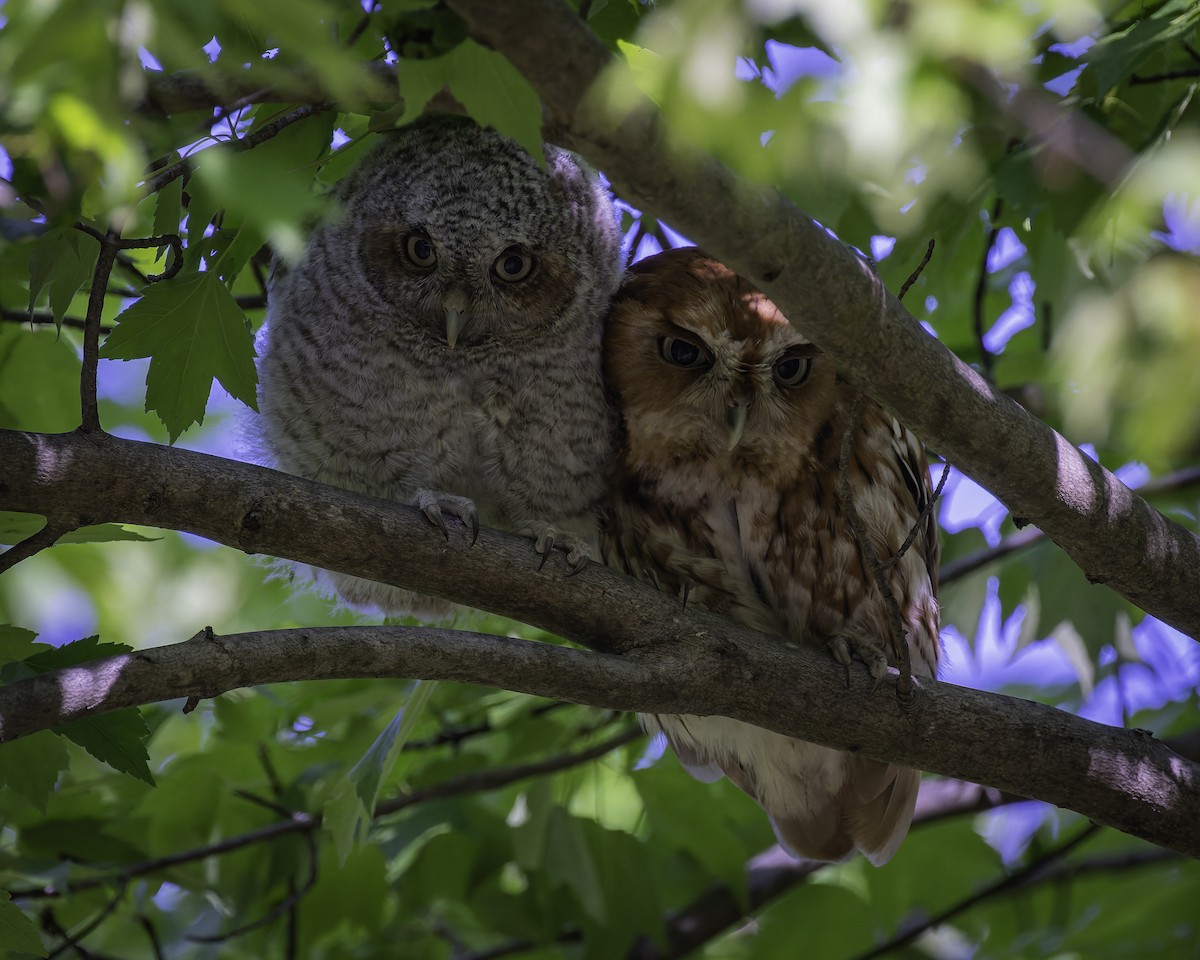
[659,336,711,369]
[774,354,813,387]
[493,246,535,283]
[404,233,437,268]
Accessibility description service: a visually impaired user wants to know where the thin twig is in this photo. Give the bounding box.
[70,228,184,432]
[1,308,114,334]
[75,228,120,432]
[1129,67,1200,84]
[405,700,573,751]
[0,517,77,574]
[836,392,914,692]
[259,742,286,798]
[138,915,165,960]
[848,823,1101,960]
[45,880,129,960]
[377,725,640,817]
[344,1,379,46]
[885,460,950,571]
[972,199,1003,381]
[186,819,319,944]
[286,878,299,960]
[9,727,639,903]
[115,254,150,287]
[938,463,1200,586]
[897,239,934,302]
[143,104,328,197]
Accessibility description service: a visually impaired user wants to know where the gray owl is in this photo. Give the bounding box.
[252,115,624,617]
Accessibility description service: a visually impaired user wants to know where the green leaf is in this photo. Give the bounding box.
[56,709,154,786]
[0,511,156,548]
[446,40,544,164]
[0,325,82,432]
[0,891,46,958]
[0,731,69,813]
[189,110,333,274]
[1085,1,1200,93]
[0,625,40,660]
[385,5,469,60]
[324,778,370,865]
[352,680,437,805]
[18,816,147,863]
[151,173,184,263]
[26,226,99,327]
[23,635,133,672]
[15,638,153,783]
[545,808,606,924]
[395,55,453,127]
[98,271,258,440]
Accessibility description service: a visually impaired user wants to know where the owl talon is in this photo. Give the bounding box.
[411,489,478,543]
[520,522,593,573]
[829,630,890,691]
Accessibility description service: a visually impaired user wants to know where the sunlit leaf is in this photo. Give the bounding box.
[98,271,258,440]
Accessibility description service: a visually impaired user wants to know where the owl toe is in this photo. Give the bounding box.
[828,631,889,692]
[411,489,478,543]
[519,522,592,574]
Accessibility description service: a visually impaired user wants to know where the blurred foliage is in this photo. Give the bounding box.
[1,0,1199,957]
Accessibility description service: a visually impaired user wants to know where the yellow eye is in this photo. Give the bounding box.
[493,246,535,283]
[405,233,436,268]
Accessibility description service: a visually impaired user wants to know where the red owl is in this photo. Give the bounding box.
[602,247,940,865]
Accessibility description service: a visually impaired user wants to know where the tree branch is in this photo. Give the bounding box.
[0,515,77,574]
[441,0,1200,641]
[1,431,1198,857]
[139,62,399,116]
[851,824,1104,960]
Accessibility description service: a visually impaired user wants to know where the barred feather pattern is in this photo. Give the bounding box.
[250,115,624,617]
[601,247,940,865]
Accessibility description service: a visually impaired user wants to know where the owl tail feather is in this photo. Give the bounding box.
[770,760,920,867]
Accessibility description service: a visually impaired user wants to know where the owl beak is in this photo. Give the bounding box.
[726,402,748,450]
[443,289,470,349]
[445,307,466,349]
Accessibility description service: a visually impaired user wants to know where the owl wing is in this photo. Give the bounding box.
[765,402,939,866]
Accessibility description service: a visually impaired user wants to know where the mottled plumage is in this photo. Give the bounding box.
[252,115,624,616]
[602,247,940,865]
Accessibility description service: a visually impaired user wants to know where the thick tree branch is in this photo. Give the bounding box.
[1,431,1198,857]
[442,0,1200,641]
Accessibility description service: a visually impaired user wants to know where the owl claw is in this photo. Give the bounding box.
[829,636,854,689]
[680,580,694,611]
[828,632,890,691]
[411,490,478,544]
[568,555,589,576]
[520,522,592,573]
